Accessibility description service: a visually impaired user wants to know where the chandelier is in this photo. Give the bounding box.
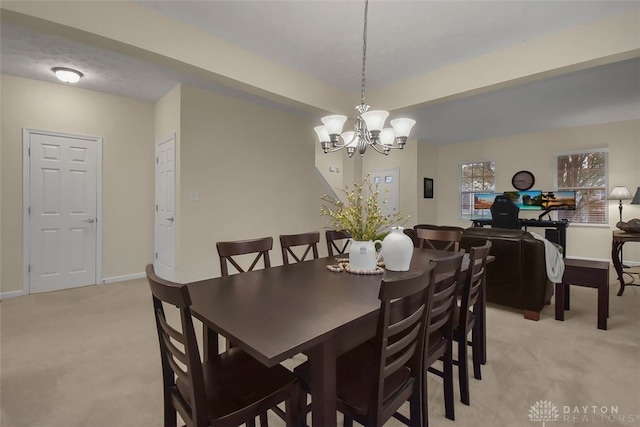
[314,0,416,157]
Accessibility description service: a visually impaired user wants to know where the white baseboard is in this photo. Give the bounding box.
[101,272,146,284]
[564,256,610,263]
[0,272,145,299]
[0,289,27,300]
[563,256,640,267]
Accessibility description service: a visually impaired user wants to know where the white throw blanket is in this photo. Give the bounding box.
[530,232,565,283]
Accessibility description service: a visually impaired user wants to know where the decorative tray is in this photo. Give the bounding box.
[326,258,385,275]
[617,219,640,233]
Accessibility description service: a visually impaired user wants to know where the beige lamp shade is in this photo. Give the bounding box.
[608,186,632,200]
[631,187,640,205]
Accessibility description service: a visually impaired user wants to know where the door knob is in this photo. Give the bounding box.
[166,217,174,222]
[82,218,95,223]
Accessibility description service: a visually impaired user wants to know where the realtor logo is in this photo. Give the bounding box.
[529,400,560,426]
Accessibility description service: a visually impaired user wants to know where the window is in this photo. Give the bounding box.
[555,150,608,224]
[460,161,496,219]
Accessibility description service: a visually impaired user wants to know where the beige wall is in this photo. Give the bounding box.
[416,139,440,225]
[434,119,640,262]
[174,84,326,282]
[0,74,155,293]
[2,72,637,294]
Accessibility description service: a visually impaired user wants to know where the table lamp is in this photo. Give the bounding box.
[631,187,640,206]
[608,186,632,223]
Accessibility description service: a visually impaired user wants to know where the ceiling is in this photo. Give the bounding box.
[1,0,639,145]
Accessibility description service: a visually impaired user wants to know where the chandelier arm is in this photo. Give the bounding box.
[369,142,390,155]
[381,143,404,150]
[323,144,348,153]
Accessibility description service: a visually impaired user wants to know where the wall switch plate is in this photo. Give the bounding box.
[189,192,199,201]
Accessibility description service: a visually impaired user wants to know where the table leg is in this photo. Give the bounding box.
[308,342,337,427]
[203,326,219,361]
[598,283,608,330]
[555,282,565,322]
[612,241,625,296]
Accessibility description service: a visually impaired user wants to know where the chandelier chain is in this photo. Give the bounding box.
[360,0,368,106]
[314,0,415,157]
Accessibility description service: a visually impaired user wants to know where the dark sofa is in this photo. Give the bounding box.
[408,225,553,320]
[460,227,553,320]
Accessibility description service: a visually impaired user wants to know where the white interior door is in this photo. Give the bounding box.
[155,135,176,280]
[371,168,400,218]
[27,130,100,293]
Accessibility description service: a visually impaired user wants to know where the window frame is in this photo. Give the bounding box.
[553,148,608,225]
[459,160,496,220]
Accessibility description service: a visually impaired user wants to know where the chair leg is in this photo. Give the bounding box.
[285,383,304,427]
[246,418,256,427]
[479,289,487,365]
[444,342,455,420]
[471,322,482,380]
[409,386,423,427]
[164,401,177,427]
[343,415,353,427]
[423,372,430,427]
[259,412,268,427]
[457,332,470,406]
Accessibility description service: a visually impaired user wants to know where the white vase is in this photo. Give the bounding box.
[349,239,382,271]
[382,226,414,271]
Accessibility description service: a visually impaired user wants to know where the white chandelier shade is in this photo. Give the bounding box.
[313,0,417,158]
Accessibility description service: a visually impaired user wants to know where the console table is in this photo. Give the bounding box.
[471,218,569,255]
[612,230,640,296]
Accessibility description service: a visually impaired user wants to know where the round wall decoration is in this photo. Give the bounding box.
[511,170,535,191]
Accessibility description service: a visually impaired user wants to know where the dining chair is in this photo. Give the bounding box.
[424,250,465,424]
[145,264,303,427]
[294,263,438,427]
[217,236,273,276]
[325,230,351,257]
[279,232,320,265]
[416,228,463,252]
[454,240,492,406]
[216,237,274,352]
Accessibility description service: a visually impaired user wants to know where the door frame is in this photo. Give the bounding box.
[154,133,176,280]
[22,128,103,295]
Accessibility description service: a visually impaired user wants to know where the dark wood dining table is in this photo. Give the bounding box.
[188,248,469,427]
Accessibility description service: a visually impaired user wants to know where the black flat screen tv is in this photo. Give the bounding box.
[502,190,543,210]
[541,191,576,210]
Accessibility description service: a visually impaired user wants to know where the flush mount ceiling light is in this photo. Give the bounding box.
[314,0,416,158]
[52,67,83,83]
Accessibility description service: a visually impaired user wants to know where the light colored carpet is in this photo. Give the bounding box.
[2,271,639,427]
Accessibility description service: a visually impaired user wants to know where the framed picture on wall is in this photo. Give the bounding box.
[424,178,434,199]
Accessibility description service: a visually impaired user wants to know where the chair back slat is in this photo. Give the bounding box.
[157,315,188,366]
[146,264,208,427]
[326,230,351,256]
[217,237,273,276]
[426,251,465,340]
[365,263,437,425]
[416,228,463,252]
[280,232,320,265]
[459,241,492,328]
